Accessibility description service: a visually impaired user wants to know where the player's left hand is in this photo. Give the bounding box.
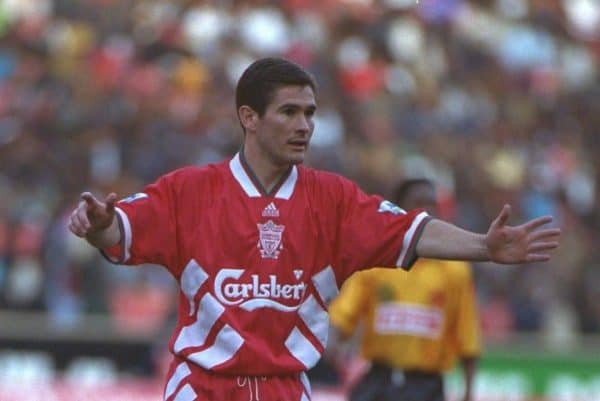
[485,204,561,264]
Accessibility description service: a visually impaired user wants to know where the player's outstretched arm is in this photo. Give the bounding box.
[68,192,121,249]
[416,204,561,264]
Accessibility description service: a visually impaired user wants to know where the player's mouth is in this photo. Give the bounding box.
[287,139,308,151]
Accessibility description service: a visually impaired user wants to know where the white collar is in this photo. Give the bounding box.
[229,153,298,199]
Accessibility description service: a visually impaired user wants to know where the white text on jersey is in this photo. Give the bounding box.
[215,269,307,312]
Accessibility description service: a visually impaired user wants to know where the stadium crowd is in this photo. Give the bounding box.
[0,0,598,348]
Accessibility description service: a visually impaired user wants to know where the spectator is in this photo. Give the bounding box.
[0,1,597,345]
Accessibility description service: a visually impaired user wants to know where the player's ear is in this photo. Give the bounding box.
[238,105,259,132]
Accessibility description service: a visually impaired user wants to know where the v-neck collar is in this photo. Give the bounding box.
[229,152,298,199]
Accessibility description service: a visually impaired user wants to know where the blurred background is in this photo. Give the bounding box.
[0,0,598,400]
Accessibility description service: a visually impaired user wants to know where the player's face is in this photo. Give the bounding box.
[255,85,316,166]
[403,184,438,216]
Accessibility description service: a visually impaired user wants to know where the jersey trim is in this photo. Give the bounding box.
[180,260,209,316]
[300,371,311,399]
[173,293,224,353]
[275,166,298,199]
[397,212,432,270]
[115,207,132,262]
[311,265,339,305]
[171,384,195,401]
[285,327,321,369]
[164,362,191,401]
[298,295,329,348]
[230,153,261,197]
[99,207,131,264]
[187,324,245,369]
[229,152,298,199]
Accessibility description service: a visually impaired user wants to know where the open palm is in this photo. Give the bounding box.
[486,205,561,264]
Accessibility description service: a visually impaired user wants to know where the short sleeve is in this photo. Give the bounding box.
[328,271,370,337]
[454,263,482,357]
[330,176,432,281]
[101,174,178,268]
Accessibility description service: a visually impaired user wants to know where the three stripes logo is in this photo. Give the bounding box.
[262,202,279,217]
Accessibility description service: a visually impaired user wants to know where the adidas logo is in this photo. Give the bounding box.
[262,202,279,217]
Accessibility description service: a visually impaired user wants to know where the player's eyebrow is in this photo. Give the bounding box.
[277,103,317,112]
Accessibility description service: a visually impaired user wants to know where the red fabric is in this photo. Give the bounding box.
[163,356,305,401]
[107,155,426,376]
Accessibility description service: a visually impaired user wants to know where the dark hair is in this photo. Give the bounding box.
[393,178,434,205]
[235,57,317,118]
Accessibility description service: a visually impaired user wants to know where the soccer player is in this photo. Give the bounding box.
[328,178,481,401]
[68,58,560,401]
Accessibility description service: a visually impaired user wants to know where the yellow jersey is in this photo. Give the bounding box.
[329,260,481,372]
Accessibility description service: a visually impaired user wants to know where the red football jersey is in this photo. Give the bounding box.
[104,153,430,377]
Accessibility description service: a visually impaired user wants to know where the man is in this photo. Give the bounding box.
[328,178,481,401]
[68,58,560,401]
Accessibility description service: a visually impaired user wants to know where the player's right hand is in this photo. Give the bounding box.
[68,192,117,238]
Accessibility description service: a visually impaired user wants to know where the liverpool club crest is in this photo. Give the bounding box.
[257,220,284,259]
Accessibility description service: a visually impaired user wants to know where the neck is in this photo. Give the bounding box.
[241,145,291,194]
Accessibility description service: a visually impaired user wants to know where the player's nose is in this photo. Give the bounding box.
[295,115,311,134]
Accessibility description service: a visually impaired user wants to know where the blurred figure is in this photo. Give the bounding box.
[328,178,481,401]
[0,0,593,340]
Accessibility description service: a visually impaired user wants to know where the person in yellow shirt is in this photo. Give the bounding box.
[328,178,481,401]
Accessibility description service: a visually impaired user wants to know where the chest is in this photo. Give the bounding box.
[370,268,451,307]
[177,192,328,278]
[175,192,339,312]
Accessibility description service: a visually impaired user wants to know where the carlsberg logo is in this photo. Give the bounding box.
[214,269,307,312]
